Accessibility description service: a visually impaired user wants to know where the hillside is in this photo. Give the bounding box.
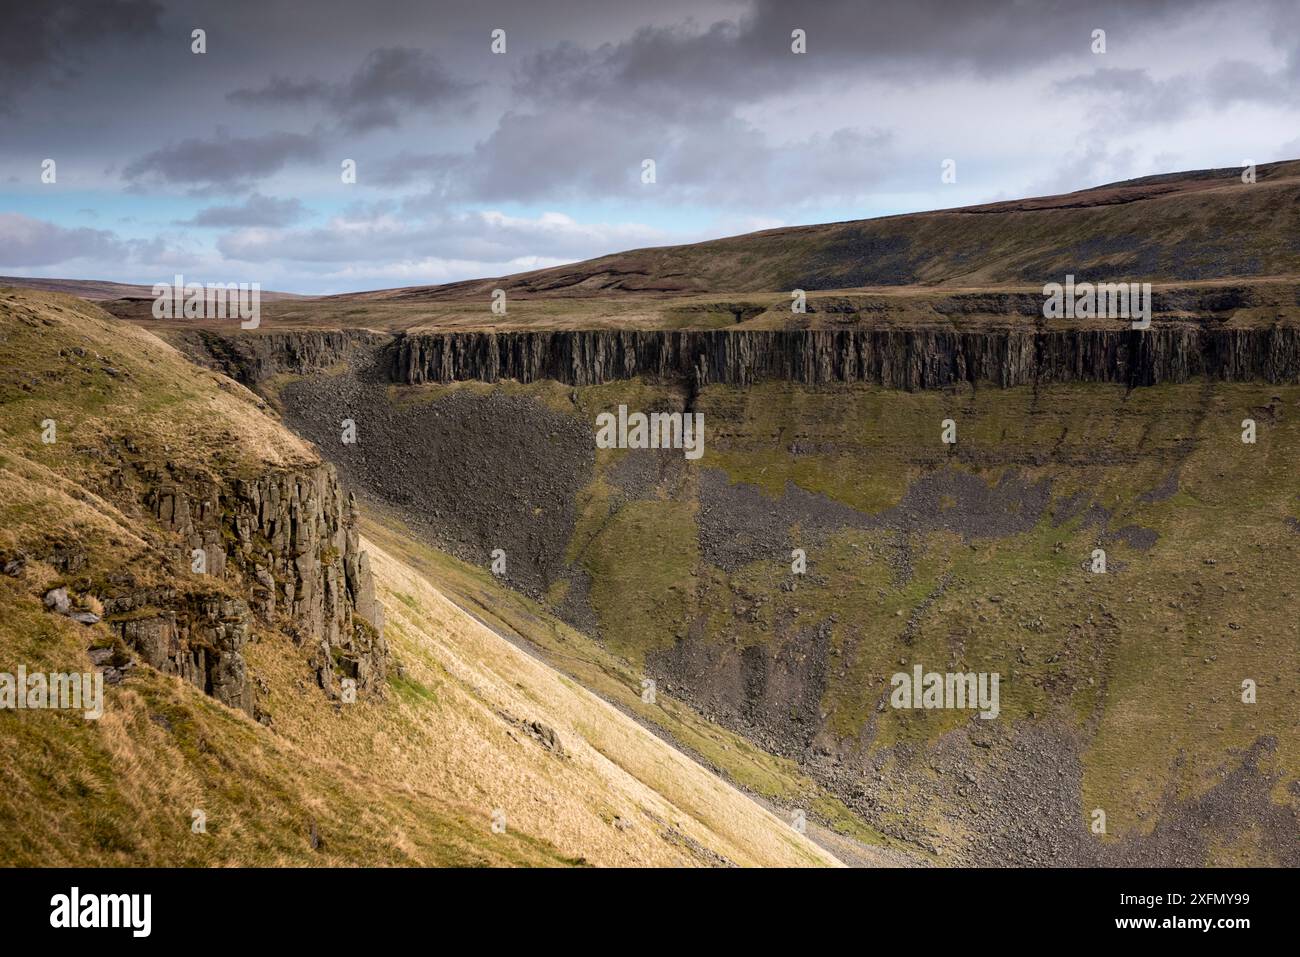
[0,277,307,303]
[87,160,1300,337]
[0,288,838,867]
[328,160,1300,302]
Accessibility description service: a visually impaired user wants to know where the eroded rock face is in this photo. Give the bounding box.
[106,589,253,712]
[104,463,387,714]
[389,326,1300,390]
[170,329,382,386]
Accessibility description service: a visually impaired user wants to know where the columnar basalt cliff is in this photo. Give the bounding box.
[107,462,386,714]
[388,325,1300,390]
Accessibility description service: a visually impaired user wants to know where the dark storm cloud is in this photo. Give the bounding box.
[122,130,325,190]
[177,193,307,227]
[0,0,161,112]
[514,0,1220,109]
[228,47,476,131]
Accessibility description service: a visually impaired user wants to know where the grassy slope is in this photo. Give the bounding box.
[360,509,912,862]
[0,290,836,867]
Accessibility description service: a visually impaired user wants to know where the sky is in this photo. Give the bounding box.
[2,0,1299,294]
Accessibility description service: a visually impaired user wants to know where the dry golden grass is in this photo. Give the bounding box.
[363,539,838,866]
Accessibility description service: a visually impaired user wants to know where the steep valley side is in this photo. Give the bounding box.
[0,290,840,868]
[253,332,1300,866]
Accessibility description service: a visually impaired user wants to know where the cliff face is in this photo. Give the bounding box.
[104,588,256,712]
[107,462,386,716]
[388,326,1300,390]
[171,329,382,386]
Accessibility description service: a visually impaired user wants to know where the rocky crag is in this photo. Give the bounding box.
[116,462,386,714]
[15,453,386,719]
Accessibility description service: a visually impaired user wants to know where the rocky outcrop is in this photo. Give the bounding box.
[170,329,382,386]
[104,589,254,712]
[104,462,386,714]
[388,326,1300,390]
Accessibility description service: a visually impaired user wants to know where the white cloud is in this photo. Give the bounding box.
[216,209,674,266]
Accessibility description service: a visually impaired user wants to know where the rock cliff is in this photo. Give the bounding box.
[388,325,1300,390]
[104,462,386,716]
[171,329,382,386]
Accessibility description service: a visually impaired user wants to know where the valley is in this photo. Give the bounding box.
[135,311,1300,865]
[6,159,1300,868]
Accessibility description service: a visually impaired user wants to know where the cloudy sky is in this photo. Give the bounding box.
[2,0,1298,294]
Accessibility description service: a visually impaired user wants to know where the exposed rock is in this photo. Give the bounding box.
[113,596,251,710]
[138,460,390,707]
[278,367,595,598]
[389,325,1300,390]
[99,461,387,713]
[523,719,564,754]
[43,587,70,614]
[170,329,383,386]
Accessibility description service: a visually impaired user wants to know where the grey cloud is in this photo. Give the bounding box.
[515,0,1222,110]
[6,0,1299,293]
[1053,68,1194,123]
[0,0,161,113]
[215,210,670,265]
[1205,58,1297,108]
[228,47,475,132]
[1199,0,1300,108]
[370,151,460,189]
[764,128,895,207]
[458,108,660,201]
[420,105,895,208]
[1026,143,1140,197]
[227,76,331,107]
[177,193,307,227]
[123,129,324,189]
